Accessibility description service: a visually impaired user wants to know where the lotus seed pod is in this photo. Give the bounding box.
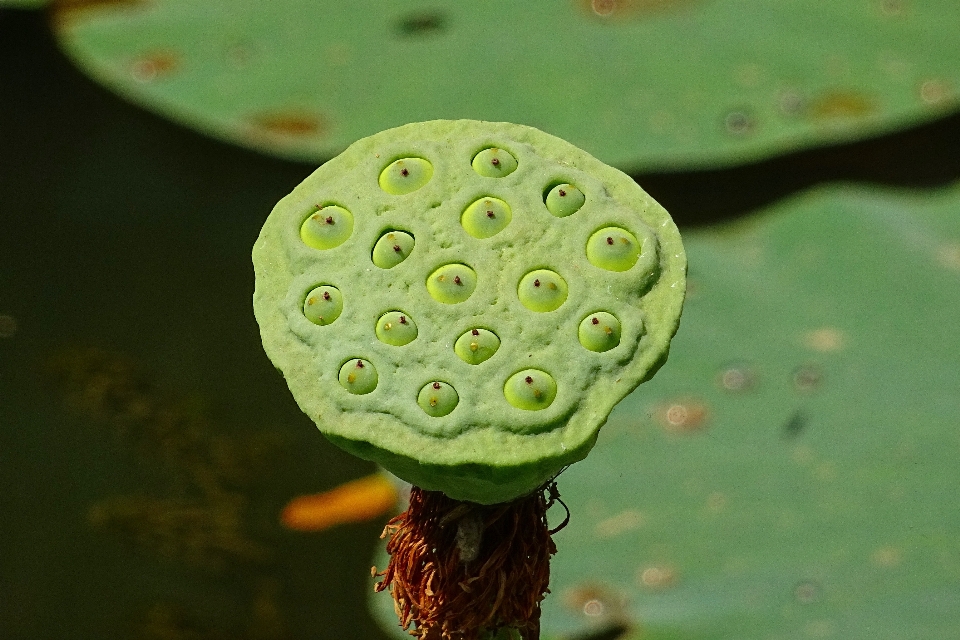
[253,119,686,504]
[417,381,459,417]
[578,312,623,353]
[544,183,585,218]
[472,147,518,178]
[586,226,642,272]
[303,285,343,326]
[300,205,354,249]
[372,230,415,269]
[454,328,501,365]
[376,311,418,346]
[461,197,512,239]
[378,157,433,195]
[338,358,378,395]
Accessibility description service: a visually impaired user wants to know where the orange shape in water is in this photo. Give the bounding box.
[281,473,399,532]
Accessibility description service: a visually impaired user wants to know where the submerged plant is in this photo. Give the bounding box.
[252,119,685,640]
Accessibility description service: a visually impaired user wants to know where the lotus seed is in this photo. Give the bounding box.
[379,157,434,195]
[427,264,477,304]
[545,183,585,218]
[303,285,343,325]
[372,230,415,268]
[578,312,622,352]
[471,147,518,178]
[518,269,568,312]
[417,381,459,417]
[376,311,418,346]
[300,205,354,249]
[454,328,501,364]
[586,226,641,272]
[338,358,378,394]
[504,369,557,411]
[462,197,512,239]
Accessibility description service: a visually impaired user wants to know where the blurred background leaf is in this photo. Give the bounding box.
[51,0,960,170]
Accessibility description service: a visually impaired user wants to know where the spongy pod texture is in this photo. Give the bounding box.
[253,120,685,504]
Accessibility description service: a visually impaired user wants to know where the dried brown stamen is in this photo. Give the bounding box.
[374,485,559,640]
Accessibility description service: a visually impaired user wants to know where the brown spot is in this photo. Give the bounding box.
[355,360,364,368]
[51,0,146,28]
[606,236,614,245]
[525,376,534,384]
[533,279,541,287]
[558,189,567,197]
[248,111,326,137]
[471,329,480,336]
[432,382,441,390]
[325,216,334,225]
[592,317,600,325]
[322,291,331,301]
[400,168,409,177]
[808,91,874,120]
[491,157,500,166]
[128,50,180,82]
[393,244,402,252]
[655,399,708,433]
[454,276,462,285]
[486,210,495,218]
[399,315,407,324]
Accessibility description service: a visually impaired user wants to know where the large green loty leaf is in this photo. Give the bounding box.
[371,181,960,639]
[53,0,960,170]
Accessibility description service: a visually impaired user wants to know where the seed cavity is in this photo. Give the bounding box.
[417,381,459,417]
[301,205,354,250]
[372,230,415,268]
[427,264,477,304]
[518,269,568,312]
[504,369,557,411]
[338,358,378,394]
[454,328,500,365]
[376,311,418,346]
[471,147,518,178]
[303,285,343,326]
[586,226,641,271]
[379,157,433,195]
[462,196,512,239]
[544,183,585,217]
[578,312,622,352]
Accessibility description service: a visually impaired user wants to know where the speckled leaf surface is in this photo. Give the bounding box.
[53,0,960,170]
[371,181,960,639]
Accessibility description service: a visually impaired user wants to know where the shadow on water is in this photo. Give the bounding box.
[1,6,960,640]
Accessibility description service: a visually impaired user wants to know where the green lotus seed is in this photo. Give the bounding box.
[426,264,477,304]
[376,311,418,346]
[454,328,501,365]
[544,183,585,218]
[517,269,568,312]
[379,157,434,195]
[504,369,557,411]
[302,285,343,326]
[578,312,622,352]
[300,205,354,249]
[338,358,378,395]
[471,147,518,178]
[372,230,415,268]
[586,226,641,272]
[461,197,512,239]
[417,381,459,417]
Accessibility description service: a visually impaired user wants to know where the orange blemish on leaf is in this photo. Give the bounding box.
[281,473,398,532]
[248,112,327,137]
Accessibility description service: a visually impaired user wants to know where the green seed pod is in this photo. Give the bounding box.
[461,197,512,239]
[544,183,585,218]
[578,312,623,353]
[372,230,415,269]
[472,147,518,178]
[376,311,418,346]
[586,226,641,272]
[454,328,501,365]
[253,120,685,504]
[300,205,354,249]
[302,285,343,326]
[417,381,459,417]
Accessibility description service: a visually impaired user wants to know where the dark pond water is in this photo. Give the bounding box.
[2,7,959,640]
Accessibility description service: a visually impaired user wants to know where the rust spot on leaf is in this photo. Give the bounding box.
[247,112,327,138]
[52,0,146,28]
[808,91,875,120]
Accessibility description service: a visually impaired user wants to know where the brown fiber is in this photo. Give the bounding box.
[374,485,558,640]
